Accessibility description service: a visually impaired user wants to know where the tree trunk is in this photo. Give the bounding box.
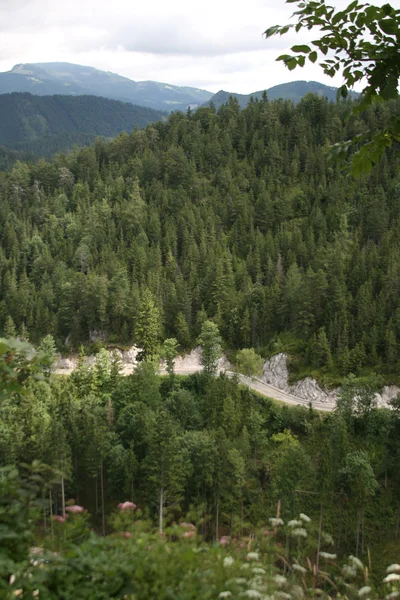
[159,487,164,534]
[95,474,99,513]
[215,493,219,541]
[316,503,323,574]
[61,471,66,517]
[75,454,80,504]
[50,490,54,538]
[361,507,365,555]
[355,509,360,557]
[43,490,47,532]
[100,461,106,536]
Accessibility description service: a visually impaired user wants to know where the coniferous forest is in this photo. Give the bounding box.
[2,92,400,599]
[1,94,400,378]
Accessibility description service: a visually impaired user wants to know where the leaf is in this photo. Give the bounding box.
[287,58,298,70]
[378,18,397,35]
[264,26,281,38]
[332,11,346,24]
[291,44,311,53]
[309,51,318,63]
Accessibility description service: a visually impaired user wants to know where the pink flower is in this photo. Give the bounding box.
[219,536,230,545]
[65,505,84,514]
[183,530,196,538]
[180,522,196,530]
[122,531,132,538]
[52,515,66,523]
[118,501,137,511]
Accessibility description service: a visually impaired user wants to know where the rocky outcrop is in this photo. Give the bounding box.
[376,385,400,408]
[261,353,290,391]
[260,352,400,408]
[261,353,336,405]
[291,377,338,405]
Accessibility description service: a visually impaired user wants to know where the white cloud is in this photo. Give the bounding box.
[0,0,357,93]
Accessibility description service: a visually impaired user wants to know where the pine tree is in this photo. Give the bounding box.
[134,289,161,361]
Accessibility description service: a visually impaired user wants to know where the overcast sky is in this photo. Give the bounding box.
[0,0,357,93]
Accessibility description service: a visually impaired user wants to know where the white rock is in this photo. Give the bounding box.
[55,356,77,370]
[261,353,290,391]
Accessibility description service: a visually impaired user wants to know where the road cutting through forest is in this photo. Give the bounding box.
[56,360,335,412]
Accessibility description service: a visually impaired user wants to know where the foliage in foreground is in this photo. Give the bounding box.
[265,0,400,176]
[2,464,400,600]
[2,337,400,578]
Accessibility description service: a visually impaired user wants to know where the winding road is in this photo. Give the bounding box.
[231,373,334,412]
[158,365,335,412]
[55,362,335,412]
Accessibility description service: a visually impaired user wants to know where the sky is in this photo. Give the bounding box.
[0,0,355,93]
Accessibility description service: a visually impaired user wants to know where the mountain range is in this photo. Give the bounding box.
[0,63,213,112]
[206,80,359,110]
[0,62,361,163]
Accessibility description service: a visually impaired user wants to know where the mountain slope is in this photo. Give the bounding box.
[207,80,359,109]
[0,92,166,154]
[0,63,213,112]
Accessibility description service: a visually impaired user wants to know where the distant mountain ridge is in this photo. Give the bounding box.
[0,63,213,112]
[206,80,359,109]
[0,92,166,156]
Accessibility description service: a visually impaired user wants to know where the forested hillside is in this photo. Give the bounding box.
[0,92,166,154]
[1,93,400,381]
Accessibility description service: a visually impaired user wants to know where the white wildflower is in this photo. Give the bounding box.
[319,552,337,560]
[387,565,400,574]
[247,552,260,561]
[322,532,334,546]
[384,574,400,584]
[241,564,251,570]
[9,575,16,586]
[342,565,357,579]
[274,593,292,600]
[224,557,234,567]
[252,568,266,575]
[274,575,287,587]
[292,564,307,574]
[33,592,39,598]
[269,518,284,527]
[291,585,304,600]
[291,528,307,538]
[235,578,247,585]
[240,591,263,598]
[287,520,302,528]
[218,593,232,599]
[299,513,311,523]
[386,593,399,600]
[358,586,371,597]
[249,575,265,589]
[349,556,364,571]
